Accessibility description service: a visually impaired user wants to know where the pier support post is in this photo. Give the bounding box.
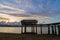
[24,26,26,33]
[58,25,60,35]
[55,25,57,35]
[51,25,54,35]
[36,25,37,34]
[41,25,42,34]
[21,26,23,33]
[48,25,50,35]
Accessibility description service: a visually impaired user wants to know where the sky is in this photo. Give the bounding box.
[0,0,60,23]
[0,0,60,34]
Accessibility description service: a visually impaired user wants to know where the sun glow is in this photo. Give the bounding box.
[0,13,18,22]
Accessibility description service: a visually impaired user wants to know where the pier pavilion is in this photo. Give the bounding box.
[21,20,38,34]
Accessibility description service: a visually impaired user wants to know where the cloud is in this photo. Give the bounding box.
[15,0,51,15]
[37,0,57,17]
[0,4,20,10]
[30,14,50,18]
[10,13,50,18]
[0,10,26,14]
[15,0,35,9]
[0,12,18,22]
[0,0,59,17]
[0,4,27,14]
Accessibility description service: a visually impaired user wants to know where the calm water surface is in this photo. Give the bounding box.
[0,26,59,35]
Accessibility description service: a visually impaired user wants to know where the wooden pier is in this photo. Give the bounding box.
[0,20,60,40]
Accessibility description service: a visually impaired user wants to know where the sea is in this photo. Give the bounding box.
[0,26,59,35]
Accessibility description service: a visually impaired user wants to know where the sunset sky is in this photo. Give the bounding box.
[0,0,60,33]
[0,0,60,23]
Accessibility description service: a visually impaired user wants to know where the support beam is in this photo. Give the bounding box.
[36,25,37,34]
[55,25,57,35]
[58,25,60,35]
[40,25,42,34]
[24,26,26,33]
[48,25,50,35]
[21,26,23,33]
[51,25,54,35]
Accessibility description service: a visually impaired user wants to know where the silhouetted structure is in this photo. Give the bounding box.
[58,24,60,35]
[0,20,60,35]
[48,24,50,34]
[21,20,38,34]
[21,20,60,35]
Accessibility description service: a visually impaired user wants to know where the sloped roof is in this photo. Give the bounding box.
[21,20,38,25]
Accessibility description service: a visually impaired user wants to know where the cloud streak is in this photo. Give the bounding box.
[0,4,27,14]
[0,4,19,10]
[0,12,18,22]
[11,13,50,18]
